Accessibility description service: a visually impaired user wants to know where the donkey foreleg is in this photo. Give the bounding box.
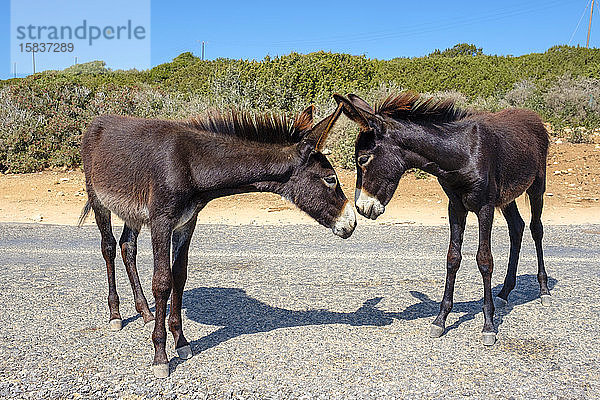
[431,202,467,338]
[169,215,198,360]
[149,218,174,378]
[476,204,496,346]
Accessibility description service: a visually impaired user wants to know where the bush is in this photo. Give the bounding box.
[565,127,593,144]
[538,75,600,130]
[62,61,110,75]
[429,43,484,57]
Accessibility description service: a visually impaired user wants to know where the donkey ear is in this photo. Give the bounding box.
[333,93,370,129]
[347,94,375,114]
[303,103,344,152]
[294,105,315,131]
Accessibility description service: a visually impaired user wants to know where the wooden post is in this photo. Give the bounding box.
[587,0,595,48]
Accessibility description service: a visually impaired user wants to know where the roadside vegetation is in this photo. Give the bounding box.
[1,44,599,172]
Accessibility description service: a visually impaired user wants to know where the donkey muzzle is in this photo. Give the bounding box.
[332,200,356,239]
[355,189,385,220]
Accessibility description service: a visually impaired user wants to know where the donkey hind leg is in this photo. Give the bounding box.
[528,181,551,306]
[431,201,467,338]
[93,204,122,331]
[169,215,198,361]
[476,204,496,346]
[496,201,525,307]
[120,224,154,324]
[149,218,174,378]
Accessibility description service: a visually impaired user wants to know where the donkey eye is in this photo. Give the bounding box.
[357,154,373,167]
[322,175,337,188]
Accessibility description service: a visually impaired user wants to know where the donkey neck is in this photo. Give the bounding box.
[188,135,298,192]
[392,121,472,177]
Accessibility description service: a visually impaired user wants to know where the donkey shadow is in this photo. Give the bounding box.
[150,273,555,372]
[177,274,554,354]
[181,288,394,355]
[389,274,557,334]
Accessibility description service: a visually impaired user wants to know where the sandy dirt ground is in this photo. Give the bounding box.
[0,141,599,227]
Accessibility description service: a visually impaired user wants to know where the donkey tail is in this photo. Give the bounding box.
[77,200,92,227]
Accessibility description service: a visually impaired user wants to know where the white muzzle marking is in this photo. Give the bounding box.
[355,189,385,220]
[332,201,356,238]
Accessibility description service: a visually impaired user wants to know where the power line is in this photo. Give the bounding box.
[210,0,568,48]
[570,0,592,45]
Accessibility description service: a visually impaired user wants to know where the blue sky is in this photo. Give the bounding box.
[1,0,599,80]
[8,0,150,77]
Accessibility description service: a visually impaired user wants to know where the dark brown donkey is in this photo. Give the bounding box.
[79,104,355,378]
[334,92,550,346]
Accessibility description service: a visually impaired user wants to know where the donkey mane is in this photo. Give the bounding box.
[376,92,472,123]
[183,109,312,145]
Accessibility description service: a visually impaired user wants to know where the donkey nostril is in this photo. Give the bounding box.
[355,202,365,215]
[332,201,356,238]
[364,202,374,217]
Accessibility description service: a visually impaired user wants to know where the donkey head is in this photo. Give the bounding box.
[283,104,356,238]
[333,94,406,220]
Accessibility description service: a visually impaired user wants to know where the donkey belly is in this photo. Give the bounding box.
[85,136,154,229]
[496,175,536,207]
[94,189,150,229]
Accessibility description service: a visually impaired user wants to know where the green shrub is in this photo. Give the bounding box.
[62,60,110,75]
[429,43,484,57]
[565,127,593,144]
[410,169,430,180]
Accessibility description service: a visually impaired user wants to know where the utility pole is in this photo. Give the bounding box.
[196,40,208,61]
[32,49,36,74]
[196,40,207,60]
[13,62,17,78]
[587,0,595,48]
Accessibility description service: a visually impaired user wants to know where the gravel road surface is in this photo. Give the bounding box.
[0,222,599,399]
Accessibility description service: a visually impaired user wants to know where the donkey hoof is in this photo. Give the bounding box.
[482,332,496,346]
[109,319,122,331]
[176,345,193,360]
[151,363,169,379]
[540,294,552,306]
[494,296,508,308]
[429,324,444,338]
